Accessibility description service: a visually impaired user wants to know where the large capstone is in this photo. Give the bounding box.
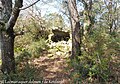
[51,29,70,42]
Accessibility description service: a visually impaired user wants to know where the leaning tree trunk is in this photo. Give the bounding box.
[0,0,23,74]
[68,0,82,59]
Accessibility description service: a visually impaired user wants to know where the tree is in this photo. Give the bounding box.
[44,13,65,30]
[0,0,23,74]
[68,0,82,58]
[81,0,94,34]
[103,0,120,34]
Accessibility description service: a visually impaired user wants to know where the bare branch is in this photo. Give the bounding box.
[19,0,40,10]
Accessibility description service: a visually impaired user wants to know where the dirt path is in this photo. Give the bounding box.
[31,50,71,84]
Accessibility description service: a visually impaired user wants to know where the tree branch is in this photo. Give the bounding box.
[19,0,41,10]
[6,0,23,31]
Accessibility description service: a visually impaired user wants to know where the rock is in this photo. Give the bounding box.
[51,29,70,42]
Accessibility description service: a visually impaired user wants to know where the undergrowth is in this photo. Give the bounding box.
[68,29,120,83]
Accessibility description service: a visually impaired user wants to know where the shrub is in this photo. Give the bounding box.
[27,38,48,58]
[69,29,120,83]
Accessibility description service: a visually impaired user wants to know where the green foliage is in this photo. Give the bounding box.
[69,29,120,83]
[15,50,31,64]
[27,39,48,58]
[15,37,48,59]
[14,16,49,59]
[14,63,42,81]
[44,13,66,30]
[1,63,43,81]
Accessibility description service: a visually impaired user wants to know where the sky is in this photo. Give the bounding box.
[21,0,61,17]
[20,0,70,26]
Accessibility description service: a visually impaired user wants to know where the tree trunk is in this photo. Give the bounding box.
[1,30,15,74]
[68,0,82,59]
[0,0,15,74]
[0,0,23,74]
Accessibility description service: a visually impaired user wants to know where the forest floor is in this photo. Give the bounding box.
[18,41,72,84]
[30,50,71,84]
[0,41,120,84]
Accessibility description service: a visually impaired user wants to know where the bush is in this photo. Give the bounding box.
[69,29,120,83]
[27,38,48,58]
[1,63,43,81]
[15,50,31,65]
